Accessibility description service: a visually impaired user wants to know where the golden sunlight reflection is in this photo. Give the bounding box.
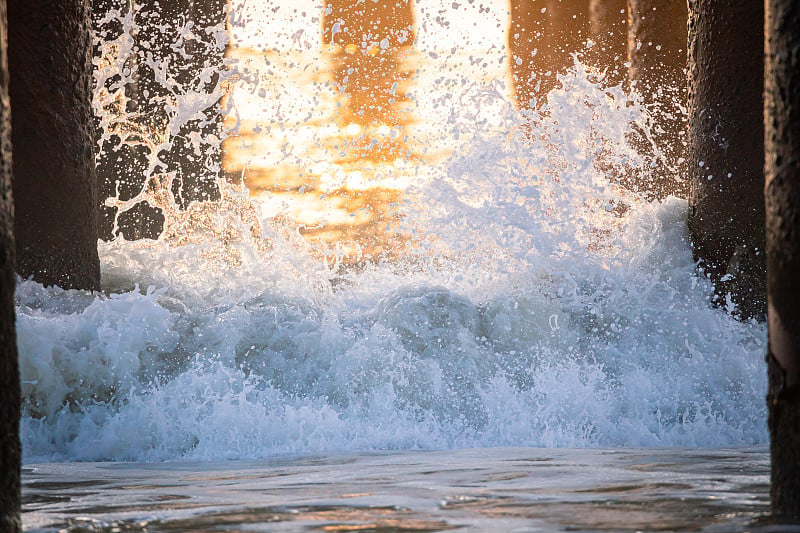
[223,0,513,265]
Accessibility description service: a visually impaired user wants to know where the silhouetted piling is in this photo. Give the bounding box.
[687,0,765,320]
[95,0,227,241]
[8,0,100,290]
[509,0,588,109]
[588,0,626,85]
[626,0,687,198]
[147,0,226,208]
[93,0,149,241]
[766,0,800,518]
[0,0,21,530]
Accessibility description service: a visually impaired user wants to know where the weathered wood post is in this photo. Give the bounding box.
[588,0,627,85]
[7,0,100,290]
[626,0,687,198]
[508,0,588,109]
[0,0,20,530]
[686,0,765,320]
[765,0,800,517]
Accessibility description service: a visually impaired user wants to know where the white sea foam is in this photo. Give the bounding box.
[16,5,767,462]
[18,89,767,461]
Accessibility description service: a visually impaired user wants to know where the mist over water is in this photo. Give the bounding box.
[16,1,767,463]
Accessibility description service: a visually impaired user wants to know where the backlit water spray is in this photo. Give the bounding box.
[17,0,766,464]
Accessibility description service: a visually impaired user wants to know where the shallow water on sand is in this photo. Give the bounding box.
[23,447,775,532]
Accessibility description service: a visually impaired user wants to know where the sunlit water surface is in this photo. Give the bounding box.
[18,0,771,530]
[24,448,772,532]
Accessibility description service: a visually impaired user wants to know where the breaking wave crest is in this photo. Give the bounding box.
[17,51,766,461]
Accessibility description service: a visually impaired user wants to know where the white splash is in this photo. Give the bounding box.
[16,4,767,462]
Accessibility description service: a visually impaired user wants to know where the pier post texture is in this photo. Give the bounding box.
[687,0,765,320]
[765,0,800,518]
[7,0,100,290]
[0,0,20,530]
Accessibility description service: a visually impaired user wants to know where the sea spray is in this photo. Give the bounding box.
[16,2,767,461]
[93,1,230,238]
[17,3,767,462]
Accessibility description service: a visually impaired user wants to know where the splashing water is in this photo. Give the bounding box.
[16,3,766,463]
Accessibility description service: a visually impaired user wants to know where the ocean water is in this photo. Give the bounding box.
[18,61,768,462]
[23,447,772,532]
[17,0,772,529]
